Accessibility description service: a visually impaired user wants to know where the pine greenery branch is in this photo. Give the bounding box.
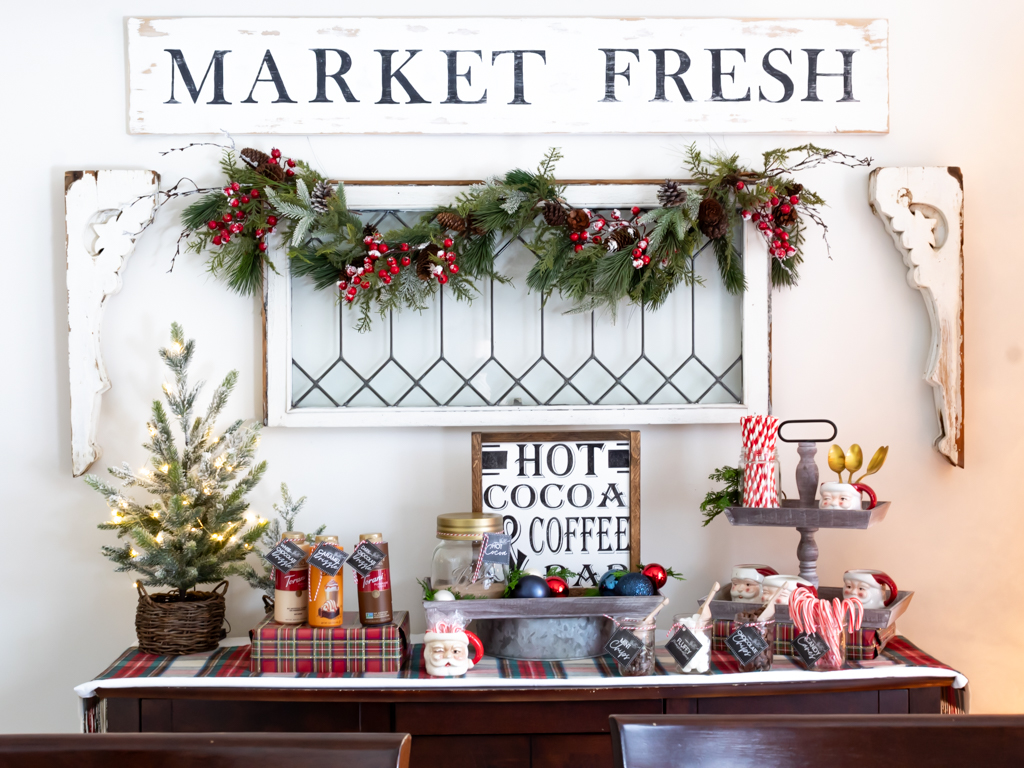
[87,324,269,597]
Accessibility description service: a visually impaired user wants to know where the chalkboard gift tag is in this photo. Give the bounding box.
[263,539,308,574]
[347,540,386,577]
[308,542,349,577]
[479,532,512,565]
[724,625,770,663]
[604,627,645,668]
[666,626,703,668]
[793,632,832,669]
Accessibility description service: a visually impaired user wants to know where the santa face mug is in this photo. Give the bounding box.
[819,482,877,510]
[423,629,484,677]
[761,575,816,605]
[843,570,898,609]
[730,564,778,602]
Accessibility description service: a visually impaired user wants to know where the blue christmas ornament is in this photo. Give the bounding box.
[511,574,552,599]
[614,572,655,597]
[598,570,620,596]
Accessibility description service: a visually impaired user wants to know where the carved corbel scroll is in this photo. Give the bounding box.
[66,170,159,477]
[869,167,964,467]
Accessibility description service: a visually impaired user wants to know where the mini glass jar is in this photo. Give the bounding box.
[727,619,775,672]
[614,616,656,677]
[739,449,781,508]
[431,513,507,598]
[669,613,713,675]
[793,629,847,672]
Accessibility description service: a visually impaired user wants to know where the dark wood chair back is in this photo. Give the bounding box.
[610,714,1024,768]
[0,732,411,768]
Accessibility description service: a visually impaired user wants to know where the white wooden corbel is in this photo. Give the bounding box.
[869,167,964,467]
[66,170,159,477]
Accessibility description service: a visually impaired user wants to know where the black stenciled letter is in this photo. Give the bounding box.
[649,49,693,102]
[802,49,858,102]
[164,49,230,104]
[442,50,486,104]
[310,49,358,103]
[491,50,546,104]
[599,49,640,102]
[516,444,543,477]
[759,48,794,103]
[707,48,750,102]
[575,443,606,475]
[241,50,296,104]
[375,50,430,104]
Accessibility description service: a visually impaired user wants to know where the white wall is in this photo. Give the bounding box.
[1,1,1021,731]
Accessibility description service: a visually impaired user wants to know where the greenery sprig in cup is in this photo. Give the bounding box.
[177,144,870,331]
[700,466,744,527]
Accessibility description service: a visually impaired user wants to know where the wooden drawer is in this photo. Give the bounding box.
[396,700,661,736]
[532,734,613,768]
[412,735,529,768]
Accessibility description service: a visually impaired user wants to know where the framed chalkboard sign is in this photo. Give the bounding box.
[472,431,640,589]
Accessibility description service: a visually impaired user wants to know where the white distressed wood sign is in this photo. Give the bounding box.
[869,167,964,468]
[66,170,159,477]
[472,431,641,587]
[127,17,888,135]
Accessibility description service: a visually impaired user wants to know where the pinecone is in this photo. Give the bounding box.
[362,222,380,241]
[416,244,439,281]
[240,147,270,170]
[262,163,286,183]
[464,211,486,236]
[657,180,687,208]
[542,201,569,227]
[697,197,728,240]
[783,182,804,197]
[310,180,334,215]
[607,226,637,252]
[774,204,798,227]
[436,211,467,233]
[566,208,591,232]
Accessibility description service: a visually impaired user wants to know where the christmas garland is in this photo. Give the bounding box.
[181,144,870,331]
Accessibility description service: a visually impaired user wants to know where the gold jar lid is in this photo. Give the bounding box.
[359,532,383,543]
[314,535,339,544]
[281,531,305,542]
[435,512,503,540]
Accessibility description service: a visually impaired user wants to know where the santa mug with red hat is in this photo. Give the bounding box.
[761,575,816,605]
[843,569,898,610]
[423,617,484,677]
[730,564,778,602]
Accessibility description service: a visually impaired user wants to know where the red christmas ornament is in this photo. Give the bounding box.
[735,180,745,190]
[271,148,282,159]
[267,215,278,226]
[546,576,569,596]
[641,563,668,590]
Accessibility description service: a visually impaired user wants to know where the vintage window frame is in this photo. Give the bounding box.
[263,182,770,428]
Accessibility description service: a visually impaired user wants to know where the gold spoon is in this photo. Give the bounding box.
[853,446,889,484]
[827,444,846,482]
[844,444,863,483]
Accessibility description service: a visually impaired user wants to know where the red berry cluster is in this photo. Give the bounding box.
[739,186,801,261]
[206,183,277,252]
[337,237,459,303]
[265,147,298,178]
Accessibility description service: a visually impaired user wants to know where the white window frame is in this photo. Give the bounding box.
[264,183,769,428]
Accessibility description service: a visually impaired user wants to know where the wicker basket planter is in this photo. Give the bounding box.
[135,580,229,655]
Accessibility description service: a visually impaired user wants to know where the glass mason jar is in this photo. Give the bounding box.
[739,449,781,508]
[669,613,713,674]
[431,512,507,598]
[613,616,657,677]
[793,629,847,672]
[728,619,776,672]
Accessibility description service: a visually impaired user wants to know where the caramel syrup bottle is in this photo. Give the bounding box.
[356,533,393,626]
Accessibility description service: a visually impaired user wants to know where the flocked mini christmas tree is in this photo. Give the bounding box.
[86,323,268,598]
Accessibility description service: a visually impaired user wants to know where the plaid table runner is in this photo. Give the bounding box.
[81,635,965,731]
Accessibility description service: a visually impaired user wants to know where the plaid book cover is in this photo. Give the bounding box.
[712,619,895,660]
[249,611,409,675]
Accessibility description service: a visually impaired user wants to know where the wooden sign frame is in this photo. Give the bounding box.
[471,430,640,587]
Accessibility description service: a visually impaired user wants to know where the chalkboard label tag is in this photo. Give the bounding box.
[604,627,645,667]
[480,533,512,565]
[263,539,307,574]
[793,632,831,668]
[666,626,703,668]
[725,625,770,663]
[308,543,348,576]
[347,540,386,577]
